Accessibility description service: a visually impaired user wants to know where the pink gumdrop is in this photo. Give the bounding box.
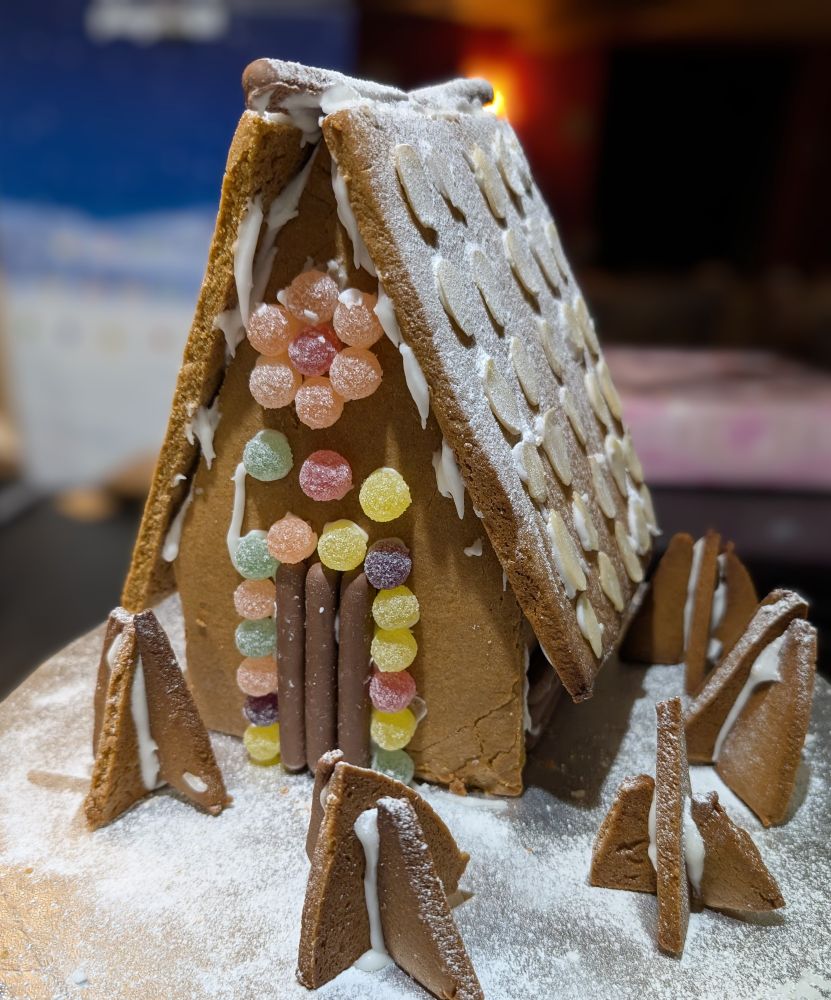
[299,450,353,502]
[370,667,416,713]
[237,658,278,697]
[332,291,384,348]
[294,377,344,429]
[280,269,339,324]
[249,354,302,408]
[329,347,383,401]
[247,304,301,356]
[233,579,276,619]
[287,324,342,376]
[267,513,318,563]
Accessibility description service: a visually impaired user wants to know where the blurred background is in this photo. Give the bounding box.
[1,0,829,696]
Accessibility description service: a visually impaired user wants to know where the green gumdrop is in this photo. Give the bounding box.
[234,531,279,580]
[243,429,293,482]
[235,618,277,658]
[371,747,415,786]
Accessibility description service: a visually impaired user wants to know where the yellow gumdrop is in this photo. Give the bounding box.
[317,519,369,571]
[371,707,417,751]
[359,467,412,523]
[243,722,281,764]
[372,586,420,630]
[371,627,418,672]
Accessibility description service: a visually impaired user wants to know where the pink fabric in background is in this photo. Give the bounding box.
[605,348,831,491]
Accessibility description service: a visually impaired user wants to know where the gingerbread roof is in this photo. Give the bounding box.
[123,59,655,701]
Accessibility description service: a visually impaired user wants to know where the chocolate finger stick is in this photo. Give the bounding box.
[275,562,307,772]
[305,562,340,772]
[337,571,373,766]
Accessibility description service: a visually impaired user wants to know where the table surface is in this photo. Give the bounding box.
[0,603,829,1000]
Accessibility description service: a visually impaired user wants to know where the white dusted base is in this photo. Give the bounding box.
[0,611,829,1000]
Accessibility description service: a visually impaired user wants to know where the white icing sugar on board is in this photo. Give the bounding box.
[1,625,828,1000]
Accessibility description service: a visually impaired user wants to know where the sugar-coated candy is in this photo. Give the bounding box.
[234,531,279,580]
[371,627,418,672]
[247,303,301,356]
[249,354,302,409]
[329,347,383,401]
[372,586,420,630]
[287,324,342,376]
[317,519,368,572]
[243,692,279,727]
[371,747,415,785]
[243,722,281,764]
[242,429,293,482]
[236,658,278,697]
[332,290,384,348]
[359,467,412,523]
[233,579,276,620]
[370,707,417,751]
[294,376,344,429]
[280,269,339,324]
[267,513,318,564]
[363,538,412,589]
[370,667,416,713]
[298,450,353,502]
[235,618,277,658]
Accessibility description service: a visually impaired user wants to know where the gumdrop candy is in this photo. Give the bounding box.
[359,468,412,523]
[372,586,420,630]
[317,519,368,572]
[287,324,342,376]
[233,579,276,620]
[235,617,277,658]
[371,627,417,672]
[280,269,339,324]
[363,538,412,589]
[332,290,384,348]
[371,746,415,785]
[243,692,279,727]
[266,513,318,564]
[294,376,344,429]
[370,667,416,713]
[243,429,293,482]
[328,347,382,401]
[236,658,278,697]
[370,707,417,751]
[243,722,281,764]
[298,450,353,502]
[234,531,279,580]
[247,303,301,356]
[249,354,302,409]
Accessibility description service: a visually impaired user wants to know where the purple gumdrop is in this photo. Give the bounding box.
[243,693,279,727]
[364,538,412,590]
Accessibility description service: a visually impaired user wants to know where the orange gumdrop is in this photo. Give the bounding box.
[266,513,318,564]
[247,304,301,356]
[280,270,339,324]
[329,347,383,401]
[249,354,302,409]
[332,291,384,348]
[294,376,345,429]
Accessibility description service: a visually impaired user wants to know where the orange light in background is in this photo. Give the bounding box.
[460,55,523,124]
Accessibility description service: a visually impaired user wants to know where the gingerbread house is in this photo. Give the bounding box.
[121,59,656,796]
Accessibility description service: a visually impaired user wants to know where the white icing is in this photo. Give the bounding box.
[162,483,195,563]
[512,441,529,482]
[170,473,187,486]
[130,657,161,791]
[374,282,402,347]
[213,308,245,358]
[182,772,208,794]
[708,553,729,662]
[353,808,393,972]
[233,195,264,327]
[433,438,465,519]
[184,398,221,469]
[331,156,376,275]
[338,287,363,307]
[226,462,247,561]
[647,789,657,869]
[400,343,430,430]
[683,799,706,895]
[464,538,483,558]
[683,537,705,649]
[713,631,786,761]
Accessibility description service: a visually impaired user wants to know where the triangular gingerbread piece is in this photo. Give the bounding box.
[717,617,816,827]
[84,608,229,830]
[707,544,757,668]
[377,796,483,1000]
[690,792,784,910]
[590,774,657,894]
[297,758,469,988]
[684,589,809,764]
[683,531,722,694]
[622,533,694,664]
